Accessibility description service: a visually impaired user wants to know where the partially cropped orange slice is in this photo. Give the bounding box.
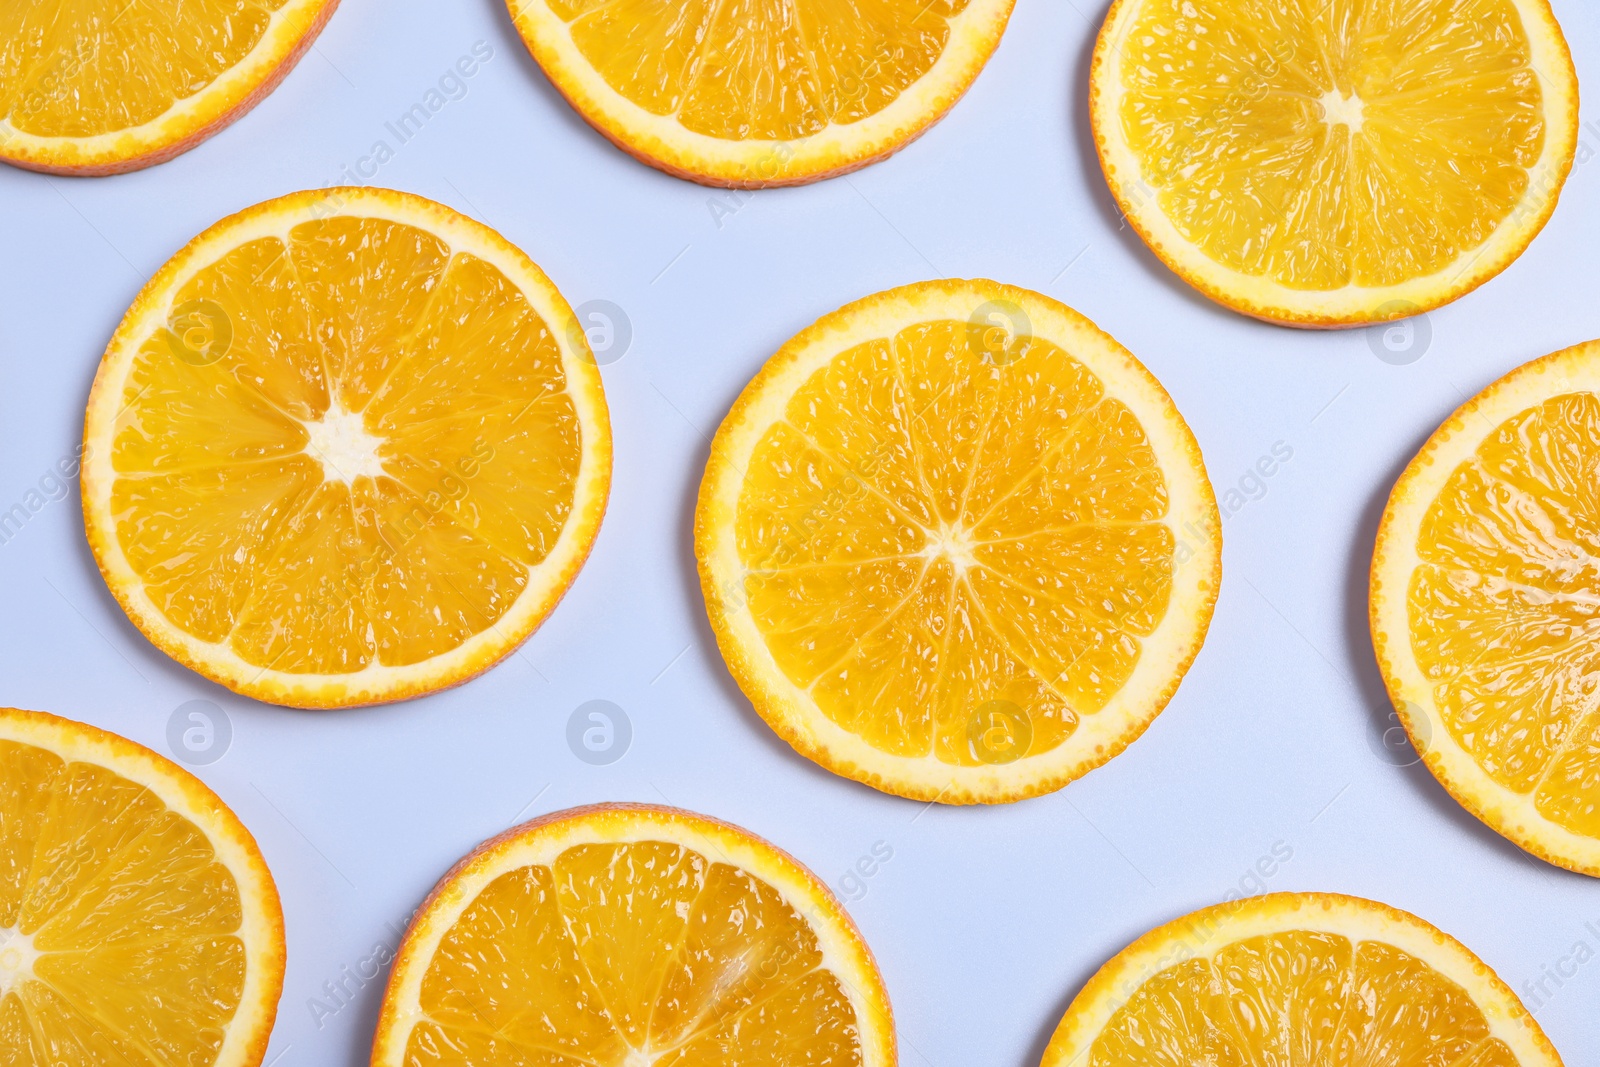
[506,0,1015,187]
[0,706,284,1067]
[0,0,338,174]
[83,187,612,708]
[1043,893,1561,1067]
[371,803,894,1067]
[696,280,1220,804]
[1090,0,1579,326]
[1373,340,1600,877]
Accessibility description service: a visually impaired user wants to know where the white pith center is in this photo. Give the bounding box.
[0,928,39,995]
[1319,89,1365,133]
[922,522,979,574]
[304,402,388,484]
[622,1051,655,1067]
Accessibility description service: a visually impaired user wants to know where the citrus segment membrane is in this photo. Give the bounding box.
[697,281,1219,803]
[1412,397,1600,834]
[84,189,610,707]
[0,0,336,173]
[738,325,1172,760]
[1373,341,1600,875]
[508,0,1015,185]
[1044,895,1560,1067]
[372,806,894,1067]
[0,707,283,1067]
[1091,0,1577,324]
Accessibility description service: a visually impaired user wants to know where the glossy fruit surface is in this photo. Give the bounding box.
[0,706,284,1067]
[371,804,894,1067]
[83,187,611,707]
[1090,0,1578,326]
[1373,340,1600,876]
[697,280,1219,803]
[507,0,1015,186]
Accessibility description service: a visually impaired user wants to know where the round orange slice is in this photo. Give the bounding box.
[82,187,612,709]
[506,0,1015,187]
[696,280,1220,804]
[1043,892,1561,1067]
[371,803,894,1067]
[0,706,284,1067]
[0,0,338,175]
[1373,340,1600,877]
[1090,0,1579,327]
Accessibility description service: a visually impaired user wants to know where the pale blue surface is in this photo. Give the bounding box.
[1,0,1598,1063]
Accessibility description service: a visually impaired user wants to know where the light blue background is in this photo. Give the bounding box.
[2,0,1598,1063]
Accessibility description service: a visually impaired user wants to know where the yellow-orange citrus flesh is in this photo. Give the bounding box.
[0,707,284,1067]
[371,804,894,1067]
[696,280,1219,803]
[82,188,612,708]
[0,0,338,174]
[1373,341,1600,876]
[1090,0,1578,326]
[507,0,1015,187]
[1044,893,1562,1067]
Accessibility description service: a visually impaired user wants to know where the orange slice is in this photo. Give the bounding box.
[0,0,338,174]
[695,280,1220,804]
[1090,0,1579,326]
[506,0,1015,187]
[82,187,612,708]
[371,803,894,1067]
[0,706,284,1067]
[1373,340,1600,877]
[1045,892,1562,1067]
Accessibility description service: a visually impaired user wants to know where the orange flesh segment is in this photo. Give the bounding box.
[1088,931,1514,1066]
[0,0,292,138]
[1410,391,1600,839]
[1116,0,1544,289]
[404,841,861,1067]
[0,739,245,1066]
[548,0,970,139]
[108,217,580,674]
[734,322,1173,764]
